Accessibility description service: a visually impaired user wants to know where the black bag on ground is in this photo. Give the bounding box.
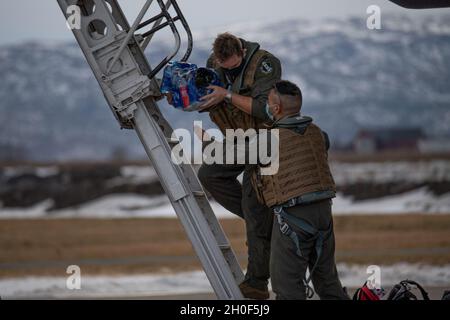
[386,280,430,300]
[441,290,450,300]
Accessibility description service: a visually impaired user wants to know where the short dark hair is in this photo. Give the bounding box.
[273,80,302,98]
[213,33,244,62]
[273,80,303,111]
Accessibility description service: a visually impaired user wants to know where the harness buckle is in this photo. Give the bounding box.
[280,222,290,235]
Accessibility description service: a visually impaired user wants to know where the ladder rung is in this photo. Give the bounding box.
[192,190,205,197]
[107,66,138,82]
[167,137,180,144]
[219,244,231,250]
[136,12,165,30]
[141,17,181,38]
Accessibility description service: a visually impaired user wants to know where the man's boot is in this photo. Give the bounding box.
[239,280,270,300]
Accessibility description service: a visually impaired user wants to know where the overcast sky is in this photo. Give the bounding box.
[0,0,448,45]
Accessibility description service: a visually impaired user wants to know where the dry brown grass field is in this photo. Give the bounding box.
[1,214,449,278]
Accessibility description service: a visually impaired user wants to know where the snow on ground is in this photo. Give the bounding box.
[107,166,159,187]
[0,195,233,219]
[1,165,60,179]
[0,270,211,299]
[1,188,449,219]
[331,160,450,185]
[5,161,449,185]
[1,160,450,218]
[332,187,450,215]
[0,263,449,299]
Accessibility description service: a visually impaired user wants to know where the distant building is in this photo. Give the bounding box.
[418,138,450,154]
[353,128,425,154]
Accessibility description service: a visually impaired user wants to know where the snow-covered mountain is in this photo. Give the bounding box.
[1,14,449,161]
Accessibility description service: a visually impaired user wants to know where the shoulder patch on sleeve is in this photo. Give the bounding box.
[260,59,273,74]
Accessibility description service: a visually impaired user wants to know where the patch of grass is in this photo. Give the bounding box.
[0,215,449,278]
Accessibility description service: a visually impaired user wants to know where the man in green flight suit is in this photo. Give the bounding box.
[197,32,282,299]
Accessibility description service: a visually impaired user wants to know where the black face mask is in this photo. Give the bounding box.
[225,57,245,80]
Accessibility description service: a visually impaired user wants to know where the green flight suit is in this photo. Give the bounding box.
[198,38,282,291]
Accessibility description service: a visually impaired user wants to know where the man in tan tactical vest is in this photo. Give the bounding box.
[252,80,349,300]
[197,33,282,299]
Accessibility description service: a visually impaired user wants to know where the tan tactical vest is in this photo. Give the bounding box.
[208,50,269,134]
[252,123,336,207]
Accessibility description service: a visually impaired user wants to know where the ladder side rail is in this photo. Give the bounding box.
[132,100,243,299]
[140,0,173,51]
[106,0,154,74]
[142,99,244,284]
[57,0,244,299]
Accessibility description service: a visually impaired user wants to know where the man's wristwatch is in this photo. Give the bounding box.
[224,90,232,103]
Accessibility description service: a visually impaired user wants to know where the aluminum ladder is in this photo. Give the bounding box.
[57,0,244,299]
